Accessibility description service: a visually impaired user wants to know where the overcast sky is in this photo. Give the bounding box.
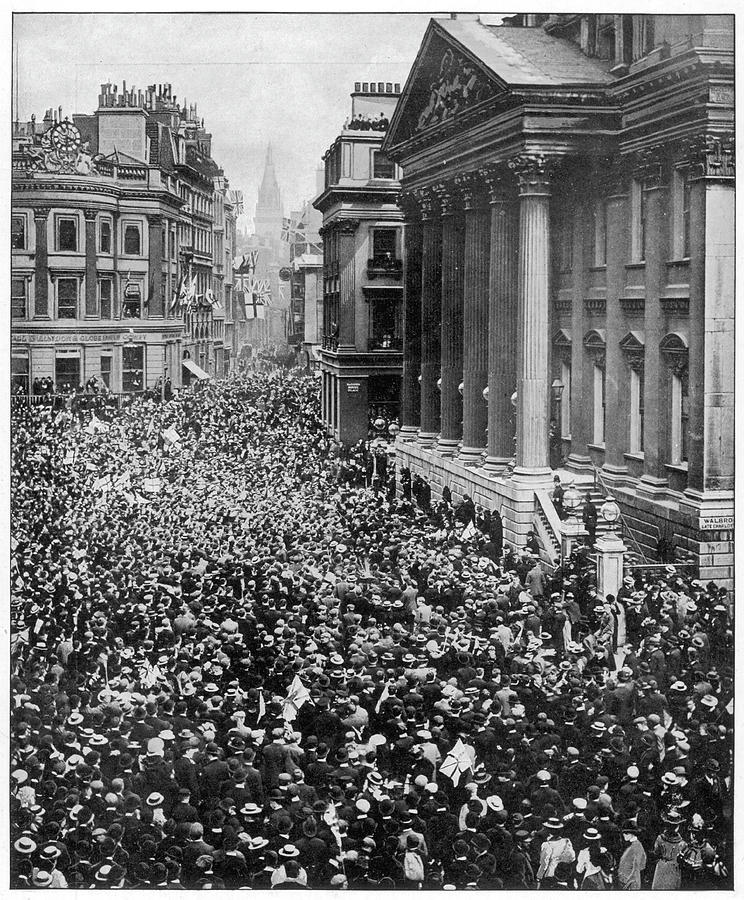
[13,13,449,231]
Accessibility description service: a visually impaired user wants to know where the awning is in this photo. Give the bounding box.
[182,359,211,380]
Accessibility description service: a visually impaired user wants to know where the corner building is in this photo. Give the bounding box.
[315,81,405,444]
[384,14,734,584]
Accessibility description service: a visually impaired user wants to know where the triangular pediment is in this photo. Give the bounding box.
[385,21,509,150]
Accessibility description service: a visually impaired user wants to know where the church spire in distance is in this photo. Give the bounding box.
[257,141,281,212]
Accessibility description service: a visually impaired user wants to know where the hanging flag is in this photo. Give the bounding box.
[162,426,181,445]
[323,803,343,851]
[143,477,162,494]
[282,674,311,722]
[461,520,477,541]
[92,474,112,493]
[63,449,76,466]
[439,738,476,786]
[375,682,390,714]
[257,690,266,723]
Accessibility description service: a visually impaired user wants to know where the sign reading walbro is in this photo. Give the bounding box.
[699,515,734,531]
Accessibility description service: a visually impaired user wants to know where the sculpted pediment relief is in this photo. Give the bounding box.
[415,47,498,132]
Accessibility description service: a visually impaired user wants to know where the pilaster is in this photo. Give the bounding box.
[84,210,98,317]
[399,191,422,440]
[33,208,50,318]
[336,218,360,351]
[147,214,164,317]
[417,189,442,446]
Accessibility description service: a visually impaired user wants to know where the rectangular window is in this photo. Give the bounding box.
[99,219,112,254]
[122,279,142,319]
[11,351,30,395]
[561,360,571,439]
[372,228,397,263]
[57,277,79,319]
[372,151,395,179]
[56,216,78,252]
[11,277,27,319]
[99,279,113,319]
[671,372,690,464]
[592,199,607,266]
[122,345,145,392]
[12,215,26,250]
[55,352,81,391]
[123,222,142,256]
[593,364,605,445]
[100,352,113,389]
[170,229,176,260]
[630,368,645,453]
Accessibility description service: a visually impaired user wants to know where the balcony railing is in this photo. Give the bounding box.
[321,333,339,351]
[367,257,402,279]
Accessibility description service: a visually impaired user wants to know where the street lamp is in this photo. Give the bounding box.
[563,484,583,522]
[373,416,387,433]
[388,422,400,439]
[559,481,586,561]
[436,377,442,391]
[600,497,621,535]
[482,385,489,401]
[458,381,464,396]
[510,390,517,408]
[551,379,564,403]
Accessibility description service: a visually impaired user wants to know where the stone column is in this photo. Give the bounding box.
[509,154,552,480]
[637,152,667,489]
[417,189,442,446]
[399,192,422,440]
[457,172,491,464]
[148,214,164,317]
[33,208,50,317]
[435,183,465,455]
[482,166,518,471]
[602,173,630,476]
[84,210,98,317]
[337,219,360,351]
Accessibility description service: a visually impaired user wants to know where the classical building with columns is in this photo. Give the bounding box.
[11,82,232,394]
[315,81,405,444]
[384,14,734,584]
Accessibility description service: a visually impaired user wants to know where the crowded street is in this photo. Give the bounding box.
[10,370,733,890]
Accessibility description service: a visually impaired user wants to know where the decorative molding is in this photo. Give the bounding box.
[416,48,496,132]
[583,297,607,316]
[659,296,690,316]
[147,214,164,227]
[336,218,361,235]
[619,331,645,374]
[33,207,51,220]
[660,331,689,380]
[618,296,646,315]
[453,171,485,210]
[552,298,572,314]
[396,190,420,220]
[552,328,572,364]
[17,118,105,176]
[583,328,606,370]
[508,153,553,195]
[83,209,98,222]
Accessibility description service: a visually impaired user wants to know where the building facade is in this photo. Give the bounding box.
[315,81,406,444]
[12,81,235,395]
[384,14,734,583]
[287,169,324,365]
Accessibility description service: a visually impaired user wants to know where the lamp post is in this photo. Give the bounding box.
[560,482,586,560]
[596,496,626,600]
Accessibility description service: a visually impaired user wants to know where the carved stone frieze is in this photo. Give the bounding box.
[416,48,495,132]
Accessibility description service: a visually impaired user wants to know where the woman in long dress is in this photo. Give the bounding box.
[652,811,688,890]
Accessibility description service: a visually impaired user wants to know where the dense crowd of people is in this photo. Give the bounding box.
[11,371,733,889]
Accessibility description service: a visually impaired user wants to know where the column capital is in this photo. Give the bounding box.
[681,133,735,181]
[83,209,98,222]
[631,146,666,187]
[397,190,420,220]
[479,164,514,203]
[413,187,439,221]
[432,181,461,217]
[33,206,51,220]
[508,153,554,195]
[336,217,361,235]
[147,213,164,227]
[453,172,487,210]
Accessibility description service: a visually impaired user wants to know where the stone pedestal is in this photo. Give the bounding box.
[417,190,442,447]
[458,174,490,465]
[596,531,627,600]
[561,518,588,560]
[510,155,552,481]
[436,184,464,456]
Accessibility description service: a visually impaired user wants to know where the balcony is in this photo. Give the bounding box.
[367,256,402,279]
[321,333,339,351]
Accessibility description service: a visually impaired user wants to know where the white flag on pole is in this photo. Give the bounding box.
[439,738,476,787]
[282,675,311,722]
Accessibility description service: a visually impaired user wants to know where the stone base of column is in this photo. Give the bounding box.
[436,438,460,457]
[636,474,669,497]
[510,465,554,487]
[417,431,439,448]
[482,455,511,474]
[458,446,485,467]
[398,426,419,443]
[566,453,594,474]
